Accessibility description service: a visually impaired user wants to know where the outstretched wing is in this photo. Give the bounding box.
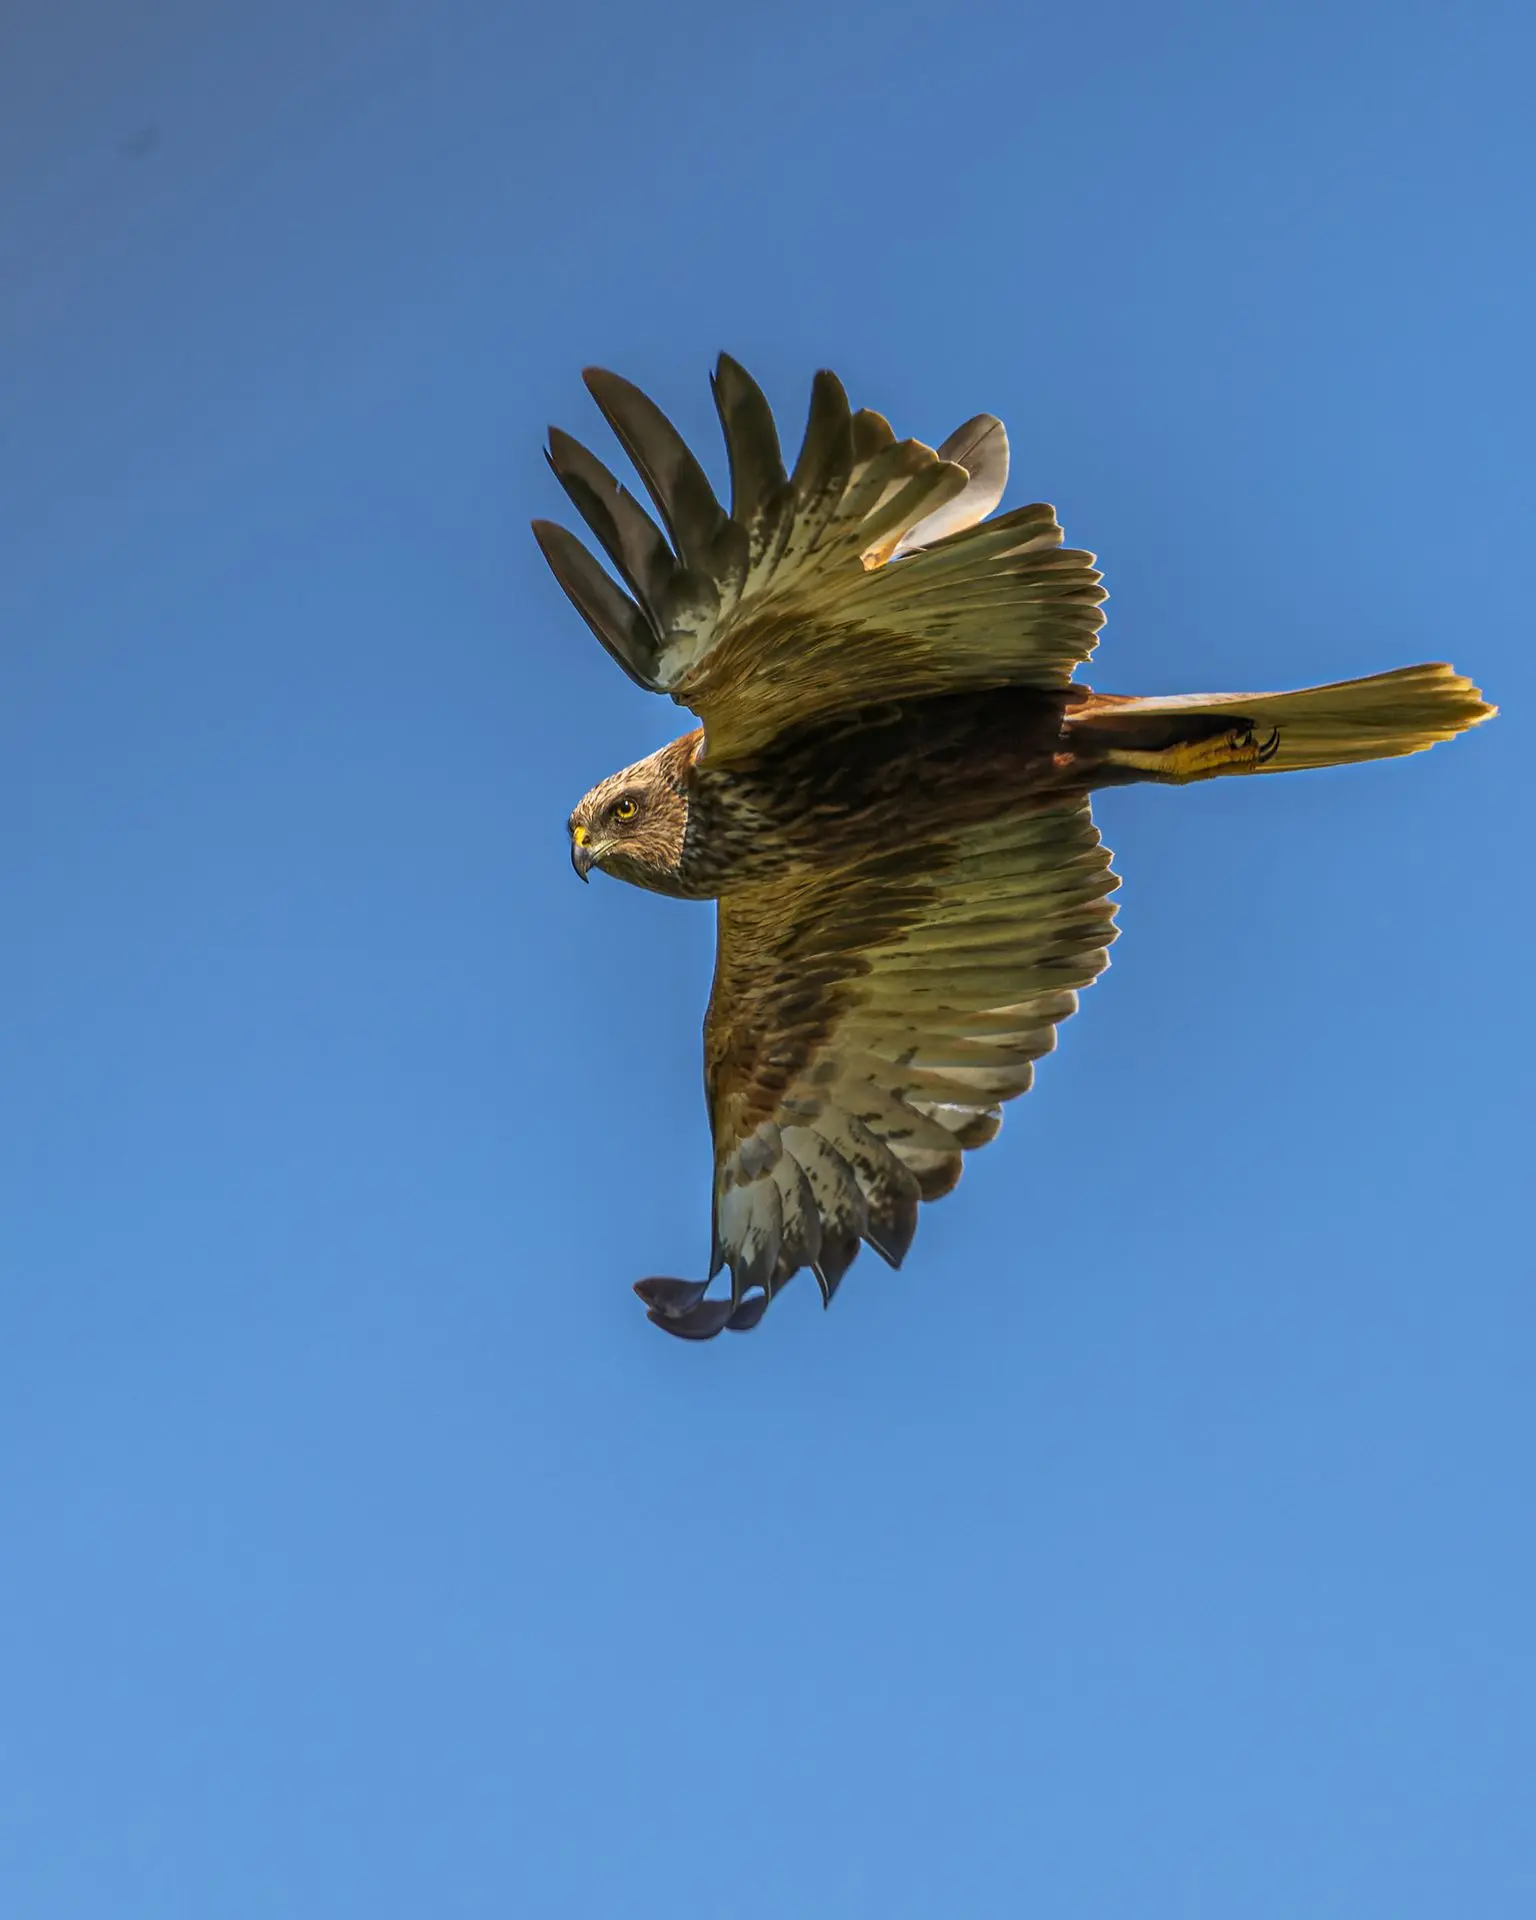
[635,796,1119,1339]
[533,357,1105,763]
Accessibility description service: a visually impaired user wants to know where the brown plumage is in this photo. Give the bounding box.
[543,355,1495,1341]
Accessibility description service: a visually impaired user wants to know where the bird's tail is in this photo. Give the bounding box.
[1068,663,1494,781]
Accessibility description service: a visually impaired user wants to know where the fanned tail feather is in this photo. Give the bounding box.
[1073,663,1495,774]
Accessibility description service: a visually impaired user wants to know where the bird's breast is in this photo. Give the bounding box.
[677,691,1072,897]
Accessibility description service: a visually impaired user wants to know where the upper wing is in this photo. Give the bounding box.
[635,796,1119,1338]
[532,356,1105,763]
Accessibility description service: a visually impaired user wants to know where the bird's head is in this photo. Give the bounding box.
[568,744,692,894]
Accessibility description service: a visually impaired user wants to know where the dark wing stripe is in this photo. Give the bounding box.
[835,1081,981,1154]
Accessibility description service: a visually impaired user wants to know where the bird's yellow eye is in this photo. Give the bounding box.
[612,798,638,822]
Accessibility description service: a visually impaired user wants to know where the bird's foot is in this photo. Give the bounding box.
[1106,723,1281,783]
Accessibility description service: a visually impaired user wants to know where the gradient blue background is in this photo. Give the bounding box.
[3,3,1530,1913]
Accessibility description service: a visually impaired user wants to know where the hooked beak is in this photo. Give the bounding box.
[570,824,595,882]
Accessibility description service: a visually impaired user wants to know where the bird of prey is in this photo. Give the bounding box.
[536,356,1493,1341]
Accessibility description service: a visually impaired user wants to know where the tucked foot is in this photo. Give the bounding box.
[1105,722,1281,783]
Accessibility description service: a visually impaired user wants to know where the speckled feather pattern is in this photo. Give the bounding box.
[543,356,1494,1339]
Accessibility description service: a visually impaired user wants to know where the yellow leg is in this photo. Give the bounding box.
[1102,723,1281,784]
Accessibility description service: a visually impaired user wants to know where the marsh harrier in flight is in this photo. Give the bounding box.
[536,357,1492,1340]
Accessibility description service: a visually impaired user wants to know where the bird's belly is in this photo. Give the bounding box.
[681,729,1069,897]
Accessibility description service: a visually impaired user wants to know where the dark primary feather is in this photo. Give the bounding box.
[529,519,659,690]
[789,366,855,509]
[581,368,730,576]
[544,428,675,633]
[709,354,787,527]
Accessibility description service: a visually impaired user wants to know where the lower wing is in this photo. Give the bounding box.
[637,797,1119,1339]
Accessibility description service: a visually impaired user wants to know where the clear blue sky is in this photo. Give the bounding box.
[2,2,1531,1914]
